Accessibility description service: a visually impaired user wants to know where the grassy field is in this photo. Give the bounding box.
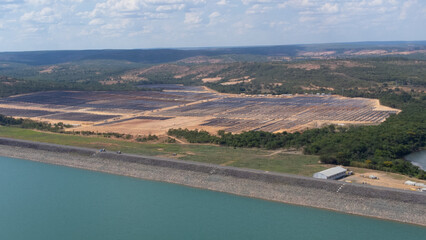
[0,126,324,176]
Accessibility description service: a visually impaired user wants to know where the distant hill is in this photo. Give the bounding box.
[0,46,303,65]
[0,41,425,65]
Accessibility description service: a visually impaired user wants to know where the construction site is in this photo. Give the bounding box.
[0,85,400,135]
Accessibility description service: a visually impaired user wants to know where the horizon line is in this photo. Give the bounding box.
[1,40,426,54]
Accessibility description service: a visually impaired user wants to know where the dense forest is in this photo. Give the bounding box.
[0,75,144,98]
[0,60,147,82]
[0,114,70,132]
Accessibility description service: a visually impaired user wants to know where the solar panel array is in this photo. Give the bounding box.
[157,95,398,132]
[0,85,399,132]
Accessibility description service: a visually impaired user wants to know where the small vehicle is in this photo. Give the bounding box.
[116,151,121,154]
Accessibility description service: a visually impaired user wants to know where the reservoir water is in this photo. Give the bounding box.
[405,150,426,170]
[1,156,425,240]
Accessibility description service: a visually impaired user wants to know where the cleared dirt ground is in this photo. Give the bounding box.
[0,85,400,136]
[340,166,426,191]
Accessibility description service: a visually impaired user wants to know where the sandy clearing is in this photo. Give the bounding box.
[39,66,57,74]
[221,76,253,85]
[370,98,402,112]
[202,77,222,83]
[342,167,426,191]
[75,116,214,136]
[344,49,426,56]
[297,51,336,57]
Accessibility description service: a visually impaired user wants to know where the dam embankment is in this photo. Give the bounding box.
[0,137,425,226]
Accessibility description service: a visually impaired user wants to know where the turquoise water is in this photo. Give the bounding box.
[0,156,425,240]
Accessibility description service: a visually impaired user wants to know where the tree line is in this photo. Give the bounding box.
[0,114,159,142]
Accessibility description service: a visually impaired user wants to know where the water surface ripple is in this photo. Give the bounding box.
[0,156,425,240]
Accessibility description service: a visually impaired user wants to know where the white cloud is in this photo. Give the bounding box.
[277,3,287,9]
[82,0,206,20]
[20,7,61,23]
[25,0,52,5]
[0,0,425,51]
[246,4,271,14]
[25,0,83,4]
[369,0,383,6]
[101,19,131,30]
[0,2,20,12]
[241,0,276,5]
[88,18,104,25]
[184,11,202,24]
[233,21,253,34]
[299,15,316,23]
[143,12,169,19]
[284,0,313,8]
[209,11,220,18]
[269,20,288,28]
[99,0,141,13]
[156,3,184,11]
[399,0,417,20]
[216,0,227,5]
[208,11,221,25]
[128,26,152,36]
[80,18,134,37]
[319,3,338,14]
[85,0,143,19]
[23,26,41,33]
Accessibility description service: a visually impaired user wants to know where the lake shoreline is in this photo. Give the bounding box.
[0,137,425,227]
[405,150,426,171]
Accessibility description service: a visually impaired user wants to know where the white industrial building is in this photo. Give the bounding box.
[313,166,347,180]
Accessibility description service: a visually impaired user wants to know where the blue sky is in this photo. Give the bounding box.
[0,0,425,51]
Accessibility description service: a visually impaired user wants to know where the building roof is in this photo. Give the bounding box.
[316,166,347,177]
